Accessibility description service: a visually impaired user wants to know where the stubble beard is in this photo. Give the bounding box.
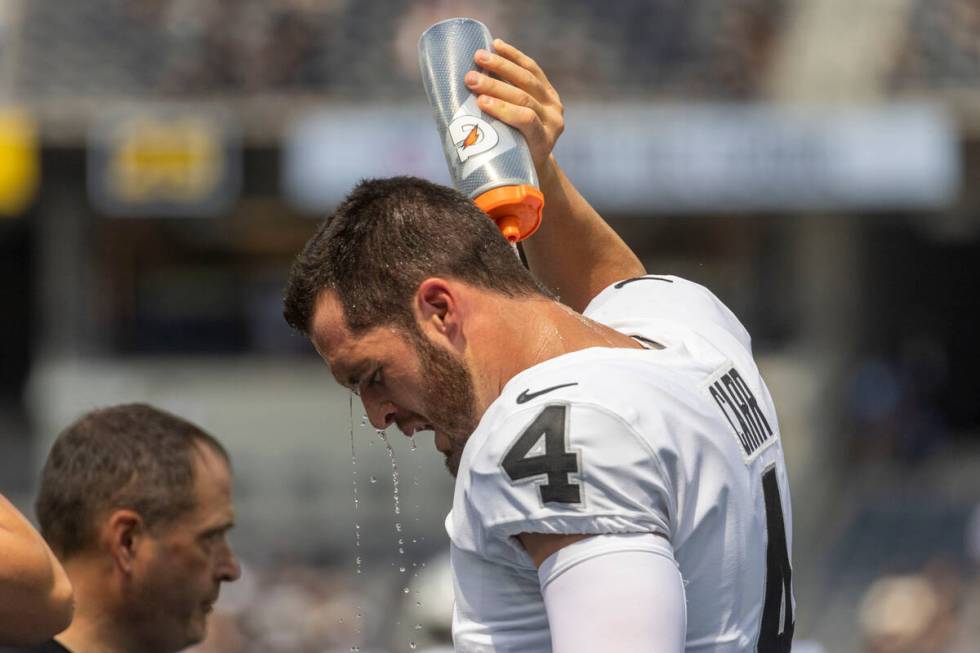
[410,329,478,477]
[119,557,203,653]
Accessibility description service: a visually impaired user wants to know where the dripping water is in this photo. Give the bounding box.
[349,394,362,574]
[348,394,364,649]
[379,430,408,576]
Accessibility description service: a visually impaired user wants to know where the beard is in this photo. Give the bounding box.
[408,327,479,477]
[120,548,209,653]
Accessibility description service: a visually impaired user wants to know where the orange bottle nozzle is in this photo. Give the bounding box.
[496,215,522,243]
[474,184,544,243]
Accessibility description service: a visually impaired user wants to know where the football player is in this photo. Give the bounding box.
[283,39,794,653]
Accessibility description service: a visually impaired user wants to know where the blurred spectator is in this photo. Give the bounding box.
[858,562,961,653]
[16,0,793,101]
[892,0,980,91]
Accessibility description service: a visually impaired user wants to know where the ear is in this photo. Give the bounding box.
[415,278,464,346]
[104,509,145,575]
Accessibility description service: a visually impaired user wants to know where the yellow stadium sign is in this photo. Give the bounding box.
[0,109,39,217]
[110,118,220,203]
[88,111,240,216]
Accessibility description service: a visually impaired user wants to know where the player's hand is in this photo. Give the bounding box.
[466,39,563,173]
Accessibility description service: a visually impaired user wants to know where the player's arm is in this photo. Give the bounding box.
[468,40,646,312]
[520,532,686,652]
[494,398,682,651]
[0,494,74,645]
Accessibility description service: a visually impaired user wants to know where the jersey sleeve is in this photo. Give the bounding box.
[461,401,673,549]
[583,275,752,353]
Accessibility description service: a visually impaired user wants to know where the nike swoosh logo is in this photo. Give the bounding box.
[516,383,579,404]
[614,275,673,289]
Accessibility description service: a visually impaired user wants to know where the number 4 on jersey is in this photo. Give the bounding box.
[759,467,794,653]
[502,405,581,504]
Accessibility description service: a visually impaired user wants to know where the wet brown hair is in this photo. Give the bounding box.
[282,176,549,335]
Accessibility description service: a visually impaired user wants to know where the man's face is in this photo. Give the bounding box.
[127,444,240,652]
[311,291,479,475]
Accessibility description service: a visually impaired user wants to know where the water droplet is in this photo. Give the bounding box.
[410,642,417,649]
[416,601,422,608]
[410,436,418,451]
[399,566,406,573]
[370,475,377,484]
[403,587,410,594]
[339,618,344,623]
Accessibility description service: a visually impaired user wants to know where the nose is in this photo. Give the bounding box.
[364,397,398,431]
[218,547,242,583]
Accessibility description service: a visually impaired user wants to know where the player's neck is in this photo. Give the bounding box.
[473,297,641,407]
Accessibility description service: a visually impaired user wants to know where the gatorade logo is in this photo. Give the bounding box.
[448,114,498,163]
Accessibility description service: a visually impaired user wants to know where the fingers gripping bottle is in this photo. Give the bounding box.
[418,18,543,243]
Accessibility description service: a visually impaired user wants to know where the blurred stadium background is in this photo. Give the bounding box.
[0,0,978,651]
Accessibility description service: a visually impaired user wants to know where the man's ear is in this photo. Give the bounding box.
[103,510,145,575]
[415,278,463,344]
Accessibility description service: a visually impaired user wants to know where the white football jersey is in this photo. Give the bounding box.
[446,275,795,653]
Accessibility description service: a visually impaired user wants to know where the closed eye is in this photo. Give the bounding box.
[355,367,383,395]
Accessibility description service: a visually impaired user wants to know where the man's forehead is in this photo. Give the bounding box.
[187,446,236,525]
[310,290,349,352]
[309,291,379,388]
[191,444,232,495]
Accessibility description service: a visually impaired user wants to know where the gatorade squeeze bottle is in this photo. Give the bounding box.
[418,18,543,243]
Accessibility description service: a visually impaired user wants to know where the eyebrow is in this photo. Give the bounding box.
[201,521,235,538]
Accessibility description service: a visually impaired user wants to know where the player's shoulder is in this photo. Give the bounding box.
[486,348,665,435]
[464,350,677,482]
[584,274,752,353]
[451,358,676,556]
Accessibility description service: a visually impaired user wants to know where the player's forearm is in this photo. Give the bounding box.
[523,157,645,312]
[0,495,74,645]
